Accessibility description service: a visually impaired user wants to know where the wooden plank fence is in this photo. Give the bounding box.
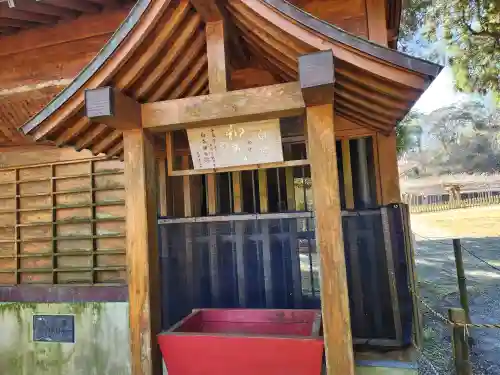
[402,190,500,213]
[0,157,126,285]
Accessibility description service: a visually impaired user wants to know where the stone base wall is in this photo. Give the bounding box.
[0,302,130,375]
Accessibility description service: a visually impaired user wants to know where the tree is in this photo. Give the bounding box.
[406,100,500,174]
[396,110,424,155]
[399,0,500,104]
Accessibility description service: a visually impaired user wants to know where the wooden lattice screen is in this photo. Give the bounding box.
[0,157,126,285]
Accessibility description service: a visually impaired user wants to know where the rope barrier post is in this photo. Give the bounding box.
[449,308,472,375]
[453,238,471,324]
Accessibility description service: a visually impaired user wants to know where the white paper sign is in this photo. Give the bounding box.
[187,119,284,169]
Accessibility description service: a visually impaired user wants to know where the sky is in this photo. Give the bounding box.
[412,66,466,114]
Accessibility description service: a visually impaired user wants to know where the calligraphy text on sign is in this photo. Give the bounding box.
[187,119,284,170]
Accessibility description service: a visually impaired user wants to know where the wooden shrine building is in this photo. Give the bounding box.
[0,0,441,374]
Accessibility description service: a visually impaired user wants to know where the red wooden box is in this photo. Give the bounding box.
[157,308,324,375]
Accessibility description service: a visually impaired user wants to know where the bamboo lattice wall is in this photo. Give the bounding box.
[0,157,126,285]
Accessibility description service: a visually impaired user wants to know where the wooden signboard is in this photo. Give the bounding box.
[187,119,284,169]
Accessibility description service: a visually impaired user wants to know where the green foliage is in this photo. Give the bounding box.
[400,0,500,103]
[396,110,424,155]
[404,100,500,174]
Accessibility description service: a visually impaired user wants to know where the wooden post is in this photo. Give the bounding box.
[123,129,162,375]
[232,171,243,213]
[366,0,389,46]
[375,132,401,204]
[258,169,273,306]
[299,50,355,375]
[203,12,229,306]
[453,239,471,323]
[157,158,169,216]
[284,143,296,211]
[341,139,354,209]
[449,308,472,375]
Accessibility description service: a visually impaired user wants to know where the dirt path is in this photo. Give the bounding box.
[411,206,500,374]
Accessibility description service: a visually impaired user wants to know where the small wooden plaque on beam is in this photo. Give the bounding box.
[186,119,284,169]
[85,87,141,130]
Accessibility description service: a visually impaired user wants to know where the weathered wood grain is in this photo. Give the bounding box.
[366,0,388,46]
[375,132,400,204]
[300,50,354,375]
[142,82,305,131]
[123,129,161,375]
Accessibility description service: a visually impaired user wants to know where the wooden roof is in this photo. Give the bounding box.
[20,0,442,159]
[0,2,134,147]
[0,0,135,36]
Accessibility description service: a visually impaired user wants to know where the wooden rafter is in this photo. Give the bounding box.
[19,0,440,157]
[0,0,136,38]
[147,34,207,101]
[114,0,194,90]
[42,0,101,13]
[135,14,202,99]
[190,0,224,21]
[9,1,80,18]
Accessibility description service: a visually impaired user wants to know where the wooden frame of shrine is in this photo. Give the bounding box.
[18,1,442,374]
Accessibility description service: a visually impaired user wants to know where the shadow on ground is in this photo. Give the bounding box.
[415,236,500,375]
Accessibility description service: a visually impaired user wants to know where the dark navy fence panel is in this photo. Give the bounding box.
[158,204,414,348]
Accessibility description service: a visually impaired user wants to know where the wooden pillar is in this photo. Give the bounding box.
[157,158,169,216]
[205,19,226,216]
[85,87,161,375]
[298,51,355,375]
[232,172,243,213]
[366,0,388,46]
[202,10,229,305]
[258,169,273,306]
[376,132,401,204]
[366,0,398,206]
[123,129,162,375]
[341,139,355,209]
[284,144,296,210]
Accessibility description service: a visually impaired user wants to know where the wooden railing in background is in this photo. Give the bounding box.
[0,157,126,285]
[402,190,500,213]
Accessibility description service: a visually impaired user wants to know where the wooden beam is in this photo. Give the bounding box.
[190,0,249,68]
[204,16,228,216]
[366,0,389,46]
[375,132,401,204]
[207,175,218,214]
[232,171,243,213]
[142,82,305,131]
[206,20,229,93]
[123,129,161,375]
[85,87,141,130]
[182,156,194,217]
[158,158,169,216]
[169,159,309,176]
[258,169,269,213]
[341,139,354,209]
[372,134,383,204]
[284,144,296,211]
[190,0,224,22]
[299,50,354,375]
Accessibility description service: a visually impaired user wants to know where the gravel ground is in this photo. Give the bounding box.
[415,236,500,375]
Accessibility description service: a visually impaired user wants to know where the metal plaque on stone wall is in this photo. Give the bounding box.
[186,119,284,170]
[33,315,75,343]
